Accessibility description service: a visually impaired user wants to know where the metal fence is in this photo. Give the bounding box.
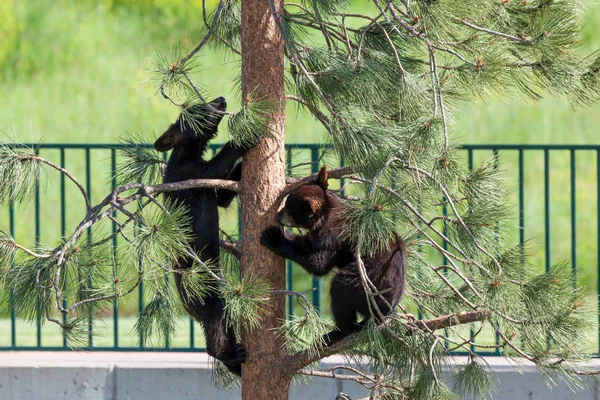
[0,143,598,354]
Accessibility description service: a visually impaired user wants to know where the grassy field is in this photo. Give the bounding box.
[1,0,600,348]
[2,313,597,354]
[0,316,208,349]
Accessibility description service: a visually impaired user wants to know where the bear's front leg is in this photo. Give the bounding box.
[260,225,287,253]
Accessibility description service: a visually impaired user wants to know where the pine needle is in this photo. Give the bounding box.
[227,96,276,148]
[116,134,165,186]
[0,144,41,205]
[222,273,271,338]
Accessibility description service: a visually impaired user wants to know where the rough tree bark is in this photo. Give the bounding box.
[240,0,289,397]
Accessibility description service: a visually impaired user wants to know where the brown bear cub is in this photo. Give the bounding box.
[260,165,406,345]
[154,96,251,375]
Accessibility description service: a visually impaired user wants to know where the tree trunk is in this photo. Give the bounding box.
[240,0,289,397]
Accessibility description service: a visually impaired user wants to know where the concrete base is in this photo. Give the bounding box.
[0,352,598,400]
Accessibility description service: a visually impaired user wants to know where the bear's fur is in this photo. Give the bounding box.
[260,166,406,345]
[154,96,250,375]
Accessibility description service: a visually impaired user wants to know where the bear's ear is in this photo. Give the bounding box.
[317,164,329,190]
[308,198,322,213]
[154,125,180,151]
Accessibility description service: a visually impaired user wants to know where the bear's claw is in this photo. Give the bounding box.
[260,226,284,250]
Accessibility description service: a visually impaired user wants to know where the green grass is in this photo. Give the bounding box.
[0,316,207,349]
[1,0,600,348]
[2,311,597,354]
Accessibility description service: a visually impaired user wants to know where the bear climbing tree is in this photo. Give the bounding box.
[2,0,600,399]
[260,165,407,346]
[154,96,253,376]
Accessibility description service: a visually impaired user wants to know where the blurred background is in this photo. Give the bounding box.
[0,0,599,351]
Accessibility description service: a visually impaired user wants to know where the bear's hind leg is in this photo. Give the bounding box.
[323,274,362,346]
[201,298,246,375]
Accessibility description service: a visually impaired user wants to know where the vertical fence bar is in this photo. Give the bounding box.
[163,148,171,350]
[139,242,145,349]
[544,149,551,351]
[442,195,448,350]
[597,150,600,355]
[519,150,525,248]
[467,149,474,353]
[310,147,321,310]
[9,199,16,347]
[286,147,294,317]
[85,148,93,347]
[544,149,550,273]
[518,149,525,353]
[570,150,577,288]
[165,274,171,349]
[493,149,500,355]
[35,148,42,348]
[111,149,119,348]
[60,149,67,348]
[136,195,145,349]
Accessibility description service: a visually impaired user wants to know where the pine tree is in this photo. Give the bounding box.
[2,0,600,399]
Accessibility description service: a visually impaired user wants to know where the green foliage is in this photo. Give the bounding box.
[178,260,214,306]
[0,231,17,270]
[0,0,20,67]
[132,201,193,265]
[451,358,496,400]
[222,273,271,338]
[339,190,399,258]
[517,262,591,362]
[207,0,241,50]
[133,285,178,347]
[212,359,241,390]
[60,317,94,349]
[148,45,204,107]
[116,134,165,186]
[280,306,334,355]
[227,97,275,148]
[0,144,40,204]
[1,257,53,322]
[65,239,120,315]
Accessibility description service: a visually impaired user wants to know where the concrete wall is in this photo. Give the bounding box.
[0,352,598,400]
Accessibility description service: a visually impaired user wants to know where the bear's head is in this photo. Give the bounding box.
[154,96,227,151]
[276,165,330,230]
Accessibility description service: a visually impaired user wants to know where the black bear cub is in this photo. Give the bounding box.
[155,96,250,375]
[260,165,406,345]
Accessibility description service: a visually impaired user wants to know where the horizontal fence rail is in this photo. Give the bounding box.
[0,143,598,355]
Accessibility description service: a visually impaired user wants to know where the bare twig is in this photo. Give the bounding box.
[457,19,534,43]
[220,240,241,260]
[21,155,91,210]
[179,0,226,66]
[286,95,331,132]
[201,0,241,55]
[411,310,491,331]
[8,241,51,259]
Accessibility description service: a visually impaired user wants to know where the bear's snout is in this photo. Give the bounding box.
[275,208,297,228]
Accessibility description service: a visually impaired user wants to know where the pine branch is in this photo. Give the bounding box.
[179,0,225,66]
[220,240,241,260]
[0,150,90,209]
[282,165,353,200]
[6,240,51,259]
[411,311,491,332]
[1,154,242,327]
[287,310,491,374]
[201,0,241,55]
[285,94,331,131]
[299,366,406,396]
[457,19,534,43]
